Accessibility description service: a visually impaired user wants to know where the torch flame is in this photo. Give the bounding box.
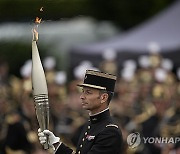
[35,17,42,24]
[32,6,43,41]
[33,16,42,41]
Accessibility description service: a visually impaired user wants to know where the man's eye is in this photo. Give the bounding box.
[85,91,92,94]
[81,89,92,94]
[85,91,89,94]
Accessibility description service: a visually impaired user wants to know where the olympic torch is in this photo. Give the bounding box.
[31,23,49,149]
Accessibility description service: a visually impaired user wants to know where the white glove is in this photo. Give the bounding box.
[38,128,61,150]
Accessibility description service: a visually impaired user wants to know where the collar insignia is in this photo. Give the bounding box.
[86,135,95,141]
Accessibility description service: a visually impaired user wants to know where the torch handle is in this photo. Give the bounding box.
[44,135,49,149]
[33,94,50,150]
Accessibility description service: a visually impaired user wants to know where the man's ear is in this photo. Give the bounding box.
[100,93,108,103]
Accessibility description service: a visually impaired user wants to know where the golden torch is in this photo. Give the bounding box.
[31,17,49,149]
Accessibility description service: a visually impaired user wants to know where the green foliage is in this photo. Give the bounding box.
[0,41,48,77]
[0,0,175,29]
[0,0,176,77]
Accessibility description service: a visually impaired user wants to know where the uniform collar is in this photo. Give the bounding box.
[89,108,110,124]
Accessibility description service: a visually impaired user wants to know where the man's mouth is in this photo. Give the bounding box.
[82,102,88,105]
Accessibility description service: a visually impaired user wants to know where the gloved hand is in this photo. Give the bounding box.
[38,128,61,150]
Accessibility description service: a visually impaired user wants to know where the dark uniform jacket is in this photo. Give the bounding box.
[56,109,123,154]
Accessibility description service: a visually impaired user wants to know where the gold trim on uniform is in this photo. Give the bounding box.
[79,83,106,90]
[86,70,117,80]
[106,124,119,128]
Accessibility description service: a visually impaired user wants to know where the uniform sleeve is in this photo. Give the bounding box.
[87,127,123,154]
[55,143,74,154]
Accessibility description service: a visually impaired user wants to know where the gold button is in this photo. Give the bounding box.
[80,144,83,148]
[82,138,85,141]
[78,151,81,154]
[88,126,91,129]
[85,132,87,135]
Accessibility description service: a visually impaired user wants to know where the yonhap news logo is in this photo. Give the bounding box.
[127,132,141,148]
[127,132,180,148]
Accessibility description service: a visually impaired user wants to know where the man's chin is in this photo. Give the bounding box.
[82,105,89,110]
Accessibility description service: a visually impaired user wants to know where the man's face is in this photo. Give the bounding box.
[80,87,106,114]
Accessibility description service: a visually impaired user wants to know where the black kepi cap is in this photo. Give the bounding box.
[77,70,117,92]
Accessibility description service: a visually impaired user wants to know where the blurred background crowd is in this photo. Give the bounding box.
[0,0,180,154]
[0,48,180,154]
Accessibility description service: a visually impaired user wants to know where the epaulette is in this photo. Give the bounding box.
[106,124,118,128]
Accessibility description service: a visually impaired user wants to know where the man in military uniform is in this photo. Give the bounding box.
[38,70,123,154]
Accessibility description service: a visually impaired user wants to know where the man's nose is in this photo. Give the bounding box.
[80,93,85,99]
